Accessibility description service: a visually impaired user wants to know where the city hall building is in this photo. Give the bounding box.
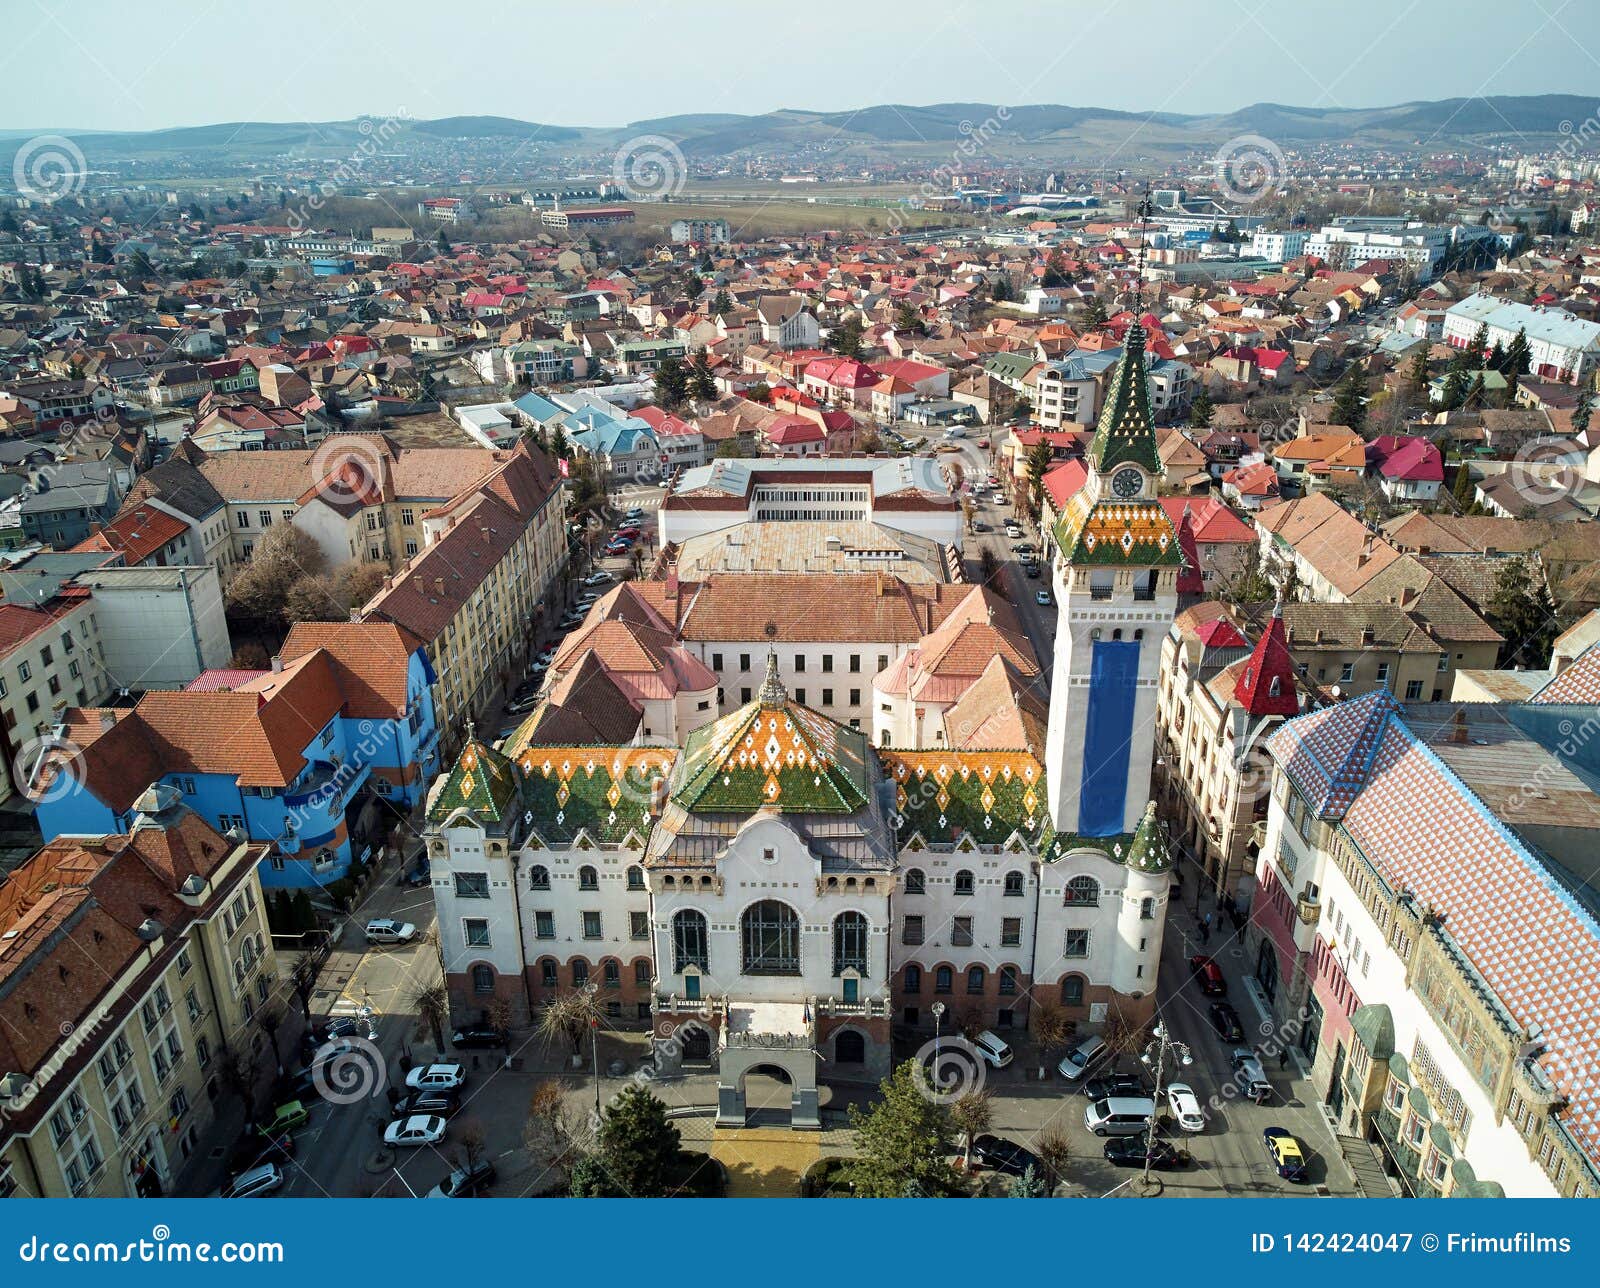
[423,329,1183,1127]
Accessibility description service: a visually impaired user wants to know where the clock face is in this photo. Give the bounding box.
[1111,467,1143,499]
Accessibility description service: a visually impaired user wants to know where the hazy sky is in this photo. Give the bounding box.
[3,0,1598,132]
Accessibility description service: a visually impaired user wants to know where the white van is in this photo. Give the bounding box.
[1057,1033,1106,1080]
[1084,1095,1156,1137]
[973,1030,1014,1068]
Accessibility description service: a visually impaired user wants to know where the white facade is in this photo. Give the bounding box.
[79,566,231,690]
[1250,230,1309,262]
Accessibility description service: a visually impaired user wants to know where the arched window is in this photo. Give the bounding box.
[472,964,494,994]
[626,865,645,890]
[241,938,255,969]
[1003,871,1024,897]
[571,959,589,987]
[903,963,922,993]
[672,910,708,973]
[879,729,891,747]
[833,911,868,977]
[539,958,559,988]
[954,869,974,896]
[998,966,1017,996]
[835,1030,866,1064]
[578,865,598,890]
[741,901,800,975]
[634,959,652,986]
[1064,875,1100,907]
[905,868,925,894]
[966,965,986,995]
[934,966,953,995]
[530,864,550,890]
[1060,974,1085,1007]
[603,959,621,988]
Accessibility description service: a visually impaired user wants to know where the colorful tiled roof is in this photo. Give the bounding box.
[883,749,1047,847]
[1531,639,1600,705]
[1054,492,1182,568]
[428,736,521,824]
[1086,320,1161,476]
[672,656,870,814]
[1276,702,1600,1165]
[513,745,677,845]
[1265,689,1400,819]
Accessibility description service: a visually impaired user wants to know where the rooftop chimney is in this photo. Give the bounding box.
[434,577,446,596]
[270,655,283,673]
[414,575,425,593]
[100,711,116,733]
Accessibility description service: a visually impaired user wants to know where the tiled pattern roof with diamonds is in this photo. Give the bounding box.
[428,738,521,824]
[1054,493,1183,569]
[673,696,870,815]
[513,746,677,845]
[882,751,1047,846]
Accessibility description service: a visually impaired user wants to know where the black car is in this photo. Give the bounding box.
[1209,1001,1245,1043]
[1083,1071,1145,1101]
[306,1016,364,1047]
[229,1127,296,1175]
[970,1134,1041,1178]
[390,1088,460,1120]
[450,1025,509,1050]
[1102,1137,1185,1170]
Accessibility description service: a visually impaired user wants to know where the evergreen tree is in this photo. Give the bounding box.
[653,355,689,408]
[1574,391,1593,438]
[832,315,864,359]
[1464,372,1486,409]
[894,301,922,336]
[710,288,733,316]
[1450,462,1476,512]
[568,1153,617,1197]
[1441,365,1468,411]
[1329,362,1367,432]
[988,275,1012,304]
[0,210,18,233]
[1026,438,1054,514]
[1470,322,1489,369]
[843,1062,957,1198]
[1488,555,1561,669]
[687,347,717,401]
[587,1084,685,1198]
[683,272,704,301]
[1405,348,1430,395]
[1010,1165,1051,1197]
[1486,340,1506,375]
[1040,252,1070,289]
[1084,297,1108,328]
[1188,388,1214,429]
[1504,326,1531,397]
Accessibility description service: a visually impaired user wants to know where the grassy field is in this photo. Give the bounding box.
[623,198,961,237]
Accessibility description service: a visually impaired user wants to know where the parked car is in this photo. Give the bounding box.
[972,1030,1013,1068]
[1230,1048,1273,1102]
[365,918,417,945]
[1102,1137,1185,1170]
[622,507,645,521]
[1083,1071,1144,1101]
[1034,590,1052,607]
[384,1114,448,1148]
[1209,1001,1244,1042]
[582,571,614,587]
[450,1025,508,1050]
[426,1159,498,1198]
[258,1100,310,1136]
[505,694,539,716]
[972,521,989,532]
[1024,563,1041,580]
[405,1064,466,1092]
[1190,955,1227,996]
[558,611,585,629]
[575,591,600,607]
[969,1134,1040,1177]
[1012,543,1037,555]
[1084,1096,1156,1137]
[976,438,990,449]
[306,1016,364,1046]
[402,862,430,888]
[614,525,641,539]
[391,1089,460,1120]
[217,1162,284,1199]
[1057,1034,1107,1081]
[1263,1127,1309,1181]
[1166,1082,1206,1132]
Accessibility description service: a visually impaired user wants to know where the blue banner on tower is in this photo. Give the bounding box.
[1077,639,1139,836]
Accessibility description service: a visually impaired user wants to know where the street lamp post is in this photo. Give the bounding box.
[931,1001,946,1067]
[1140,1020,1193,1190]
[590,1016,602,1120]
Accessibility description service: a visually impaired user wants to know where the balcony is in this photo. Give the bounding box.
[723,1001,815,1051]
[1295,895,1321,926]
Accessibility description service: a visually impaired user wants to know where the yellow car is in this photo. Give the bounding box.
[1263,1127,1308,1182]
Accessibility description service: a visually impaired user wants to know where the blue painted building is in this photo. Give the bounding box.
[33,622,439,889]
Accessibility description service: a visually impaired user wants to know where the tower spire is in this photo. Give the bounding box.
[1131,184,1153,315]
[758,649,787,705]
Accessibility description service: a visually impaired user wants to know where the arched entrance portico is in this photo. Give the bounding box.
[716,1044,820,1130]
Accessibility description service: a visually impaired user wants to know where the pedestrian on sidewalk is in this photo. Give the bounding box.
[1279,1048,1290,1071]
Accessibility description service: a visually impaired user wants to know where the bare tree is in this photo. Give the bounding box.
[456,1118,487,1171]
[289,954,319,1021]
[950,1089,993,1169]
[523,1078,577,1169]
[1030,1002,1077,1077]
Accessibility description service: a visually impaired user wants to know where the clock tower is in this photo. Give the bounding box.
[1044,319,1182,838]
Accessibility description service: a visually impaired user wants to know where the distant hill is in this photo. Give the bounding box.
[2,95,1591,172]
